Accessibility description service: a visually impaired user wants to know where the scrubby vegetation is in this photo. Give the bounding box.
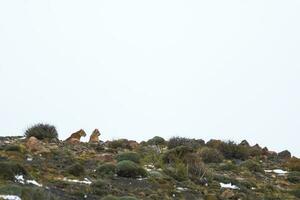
[24,123,58,140]
[0,132,299,200]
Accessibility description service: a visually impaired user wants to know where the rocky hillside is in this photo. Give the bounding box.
[0,125,299,200]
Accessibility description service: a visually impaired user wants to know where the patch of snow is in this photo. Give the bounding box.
[176,187,188,191]
[27,180,42,187]
[137,177,147,181]
[27,157,33,161]
[251,187,256,190]
[63,178,92,185]
[220,182,240,190]
[0,195,22,200]
[265,169,288,175]
[15,175,25,184]
[84,195,87,198]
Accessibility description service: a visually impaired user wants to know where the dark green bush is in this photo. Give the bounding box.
[241,160,264,173]
[163,162,188,181]
[101,195,118,200]
[116,152,141,164]
[184,153,206,178]
[116,160,147,178]
[286,157,300,171]
[206,139,222,149]
[287,172,300,183]
[199,147,223,163]
[96,163,116,177]
[24,123,58,140]
[168,137,204,149]
[0,161,27,180]
[147,136,166,146]
[0,185,58,200]
[91,179,111,195]
[291,189,300,198]
[162,146,194,164]
[108,139,131,149]
[217,141,249,160]
[119,196,139,200]
[5,145,22,152]
[218,162,238,171]
[67,163,85,177]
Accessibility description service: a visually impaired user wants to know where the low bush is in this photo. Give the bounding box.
[67,163,85,177]
[116,152,141,164]
[0,161,27,180]
[241,160,264,173]
[199,147,223,163]
[24,123,58,140]
[108,139,131,149]
[291,189,300,198]
[217,141,249,160]
[116,160,147,178]
[96,163,116,177]
[5,144,22,152]
[147,136,166,146]
[91,179,111,195]
[287,172,300,183]
[184,153,207,179]
[206,139,222,149]
[167,137,204,149]
[163,162,188,181]
[218,162,238,171]
[286,157,300,171]
[101,195,118,200]
[162,146,194,164]
[119,196,139,200]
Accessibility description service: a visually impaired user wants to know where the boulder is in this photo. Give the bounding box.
[278,150,291,160]
[26,136,49,154]
[240,140,250,146]
[128,140,139,150]
[221,189,235,199]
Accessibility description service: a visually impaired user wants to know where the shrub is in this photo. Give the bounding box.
[218,162,238,171]
[184,153,206,178]
[67,163,85,177]
[116,160,147,178]
[24,123,58,140]
[287,172,300,183]
[286,157,300,171]
[108,139,131,149]
[199,147,223,163]
[96,163,116,177]
[162,146,194,164]
[241,160,264,173]
[0,161,27,180]
[91,179,111,195]
[168,137,204,149]
[291,189,300,198]
[217,141,249,160]
[116,152,141,164]
[5,145,22,152]
[206,139,222,149]
[101,195,118,200]
[163,161,188,181]
[147,136,166,146]
[119,196,139,200]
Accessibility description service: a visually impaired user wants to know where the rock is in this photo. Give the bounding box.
[96,153,115,163]
[278,150,291,160]
[221,189,235,199]
[67,138,81,144]
[240,140,250,146]
[128,140,139,149]
[26,137,50,154]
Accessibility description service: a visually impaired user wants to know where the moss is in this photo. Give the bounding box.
[119,196,139,200]
[241,160,264,173]
[4,145,22,152]
[287,172,300,183]
[101,195,119,200]
[116,160,147,178]
[116,152,141,164]
[168,137,204,149]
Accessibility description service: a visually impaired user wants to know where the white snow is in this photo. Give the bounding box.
[14,175,42,187]
[26,157,33,161]
[0,195,22,200]
[176,187,188,191]
[27,180,42,187]
[15,175,25,184]
[62,178,92,185]
[265,169,288,175]
[220,182,240,190]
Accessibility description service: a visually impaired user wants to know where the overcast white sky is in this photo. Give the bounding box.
[0,1,299,156]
